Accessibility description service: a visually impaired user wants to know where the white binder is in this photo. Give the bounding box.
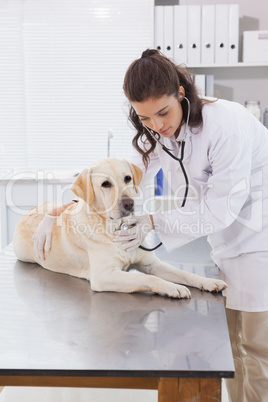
[173,5,188,65]
[205,75,214,97]
[201,5,215,65]
[194,74,206,96]
[228,4,239,64]
[154,6,164,53]
[187,5,201,65]
[163,6,174,59]
[215,4,229,64]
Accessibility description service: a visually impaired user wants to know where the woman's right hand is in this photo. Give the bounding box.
[33,214,57,260]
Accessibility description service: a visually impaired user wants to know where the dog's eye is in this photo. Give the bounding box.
[101,181,112,188]
[124,176,132,184]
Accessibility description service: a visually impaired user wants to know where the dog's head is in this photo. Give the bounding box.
[70,158,143,220]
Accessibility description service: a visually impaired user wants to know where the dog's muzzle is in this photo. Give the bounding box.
[120,197,134,215]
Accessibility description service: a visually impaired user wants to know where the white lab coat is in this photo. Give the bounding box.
[128,99,268,312]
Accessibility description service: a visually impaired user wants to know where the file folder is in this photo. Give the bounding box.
[201,5,215,65]
[173,5,188,65]
[215,4,229,64]
[163,6,174,59]
[187,5,201,65]
[228,4,239,64]
[154,6,164,53]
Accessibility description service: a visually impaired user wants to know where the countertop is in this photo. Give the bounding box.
[0,169,80,184]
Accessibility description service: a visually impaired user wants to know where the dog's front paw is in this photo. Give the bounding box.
[160,283,191,299]
[200,278,227,293]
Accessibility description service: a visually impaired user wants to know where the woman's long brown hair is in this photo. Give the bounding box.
[123,48,214,169]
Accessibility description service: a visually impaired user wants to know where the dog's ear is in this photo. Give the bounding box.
[70,168,95,205]
[128,162,143,193]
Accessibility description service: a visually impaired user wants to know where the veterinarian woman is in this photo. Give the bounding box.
[34,49,268,402]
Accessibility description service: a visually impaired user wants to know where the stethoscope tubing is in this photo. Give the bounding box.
[161,141,189,207]
[139,142,189,252]
[138,97,191,251]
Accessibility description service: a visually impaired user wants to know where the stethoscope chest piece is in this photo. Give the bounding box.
[120,222,129,230]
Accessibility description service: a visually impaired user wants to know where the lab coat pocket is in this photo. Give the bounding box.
[221,253,268,312]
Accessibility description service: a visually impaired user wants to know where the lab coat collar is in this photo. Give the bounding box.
[162,124,193,162]
[170,123,199,142]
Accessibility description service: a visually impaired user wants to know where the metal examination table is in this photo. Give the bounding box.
[0,240,234,401]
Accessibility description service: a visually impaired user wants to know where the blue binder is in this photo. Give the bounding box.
[156,169,163,196]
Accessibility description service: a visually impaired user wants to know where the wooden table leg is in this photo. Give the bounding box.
[158,378,179,402]
[178,378,200,400]
[200,378,221,401]
[178,378,222,401]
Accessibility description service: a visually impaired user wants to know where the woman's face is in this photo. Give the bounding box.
[132,90,184,139]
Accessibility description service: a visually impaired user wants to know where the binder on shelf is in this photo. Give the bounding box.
[155,170,172,197]
[205,75,214,97]
[228,4,239,64]
[163,6,174,59]
[187,5,201,65]
[194,74,214,97]
[154,6,164,53]
[194,74,206,97]
[201,5,215,65]
[215,4,229,64]
[173,5,188,65]
[155,169,163,196]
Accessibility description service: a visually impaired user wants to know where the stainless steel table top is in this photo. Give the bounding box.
[0,240,234,378]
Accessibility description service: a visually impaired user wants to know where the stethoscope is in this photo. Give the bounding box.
[121,97,191,252]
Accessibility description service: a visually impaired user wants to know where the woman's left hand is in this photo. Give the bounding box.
[113,215,153,251]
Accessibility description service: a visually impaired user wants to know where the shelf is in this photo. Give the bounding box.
[188,62,268,68]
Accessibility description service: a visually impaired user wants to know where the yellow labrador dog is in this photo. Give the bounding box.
[13,158,227,299]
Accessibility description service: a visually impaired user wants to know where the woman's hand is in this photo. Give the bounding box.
[33,214,57,260]
[113,215,153,251]
[32,201,77,260]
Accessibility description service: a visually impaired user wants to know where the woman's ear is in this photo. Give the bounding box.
[178,85,185,100]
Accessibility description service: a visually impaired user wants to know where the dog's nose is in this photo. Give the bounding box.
[121,197,134,212]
